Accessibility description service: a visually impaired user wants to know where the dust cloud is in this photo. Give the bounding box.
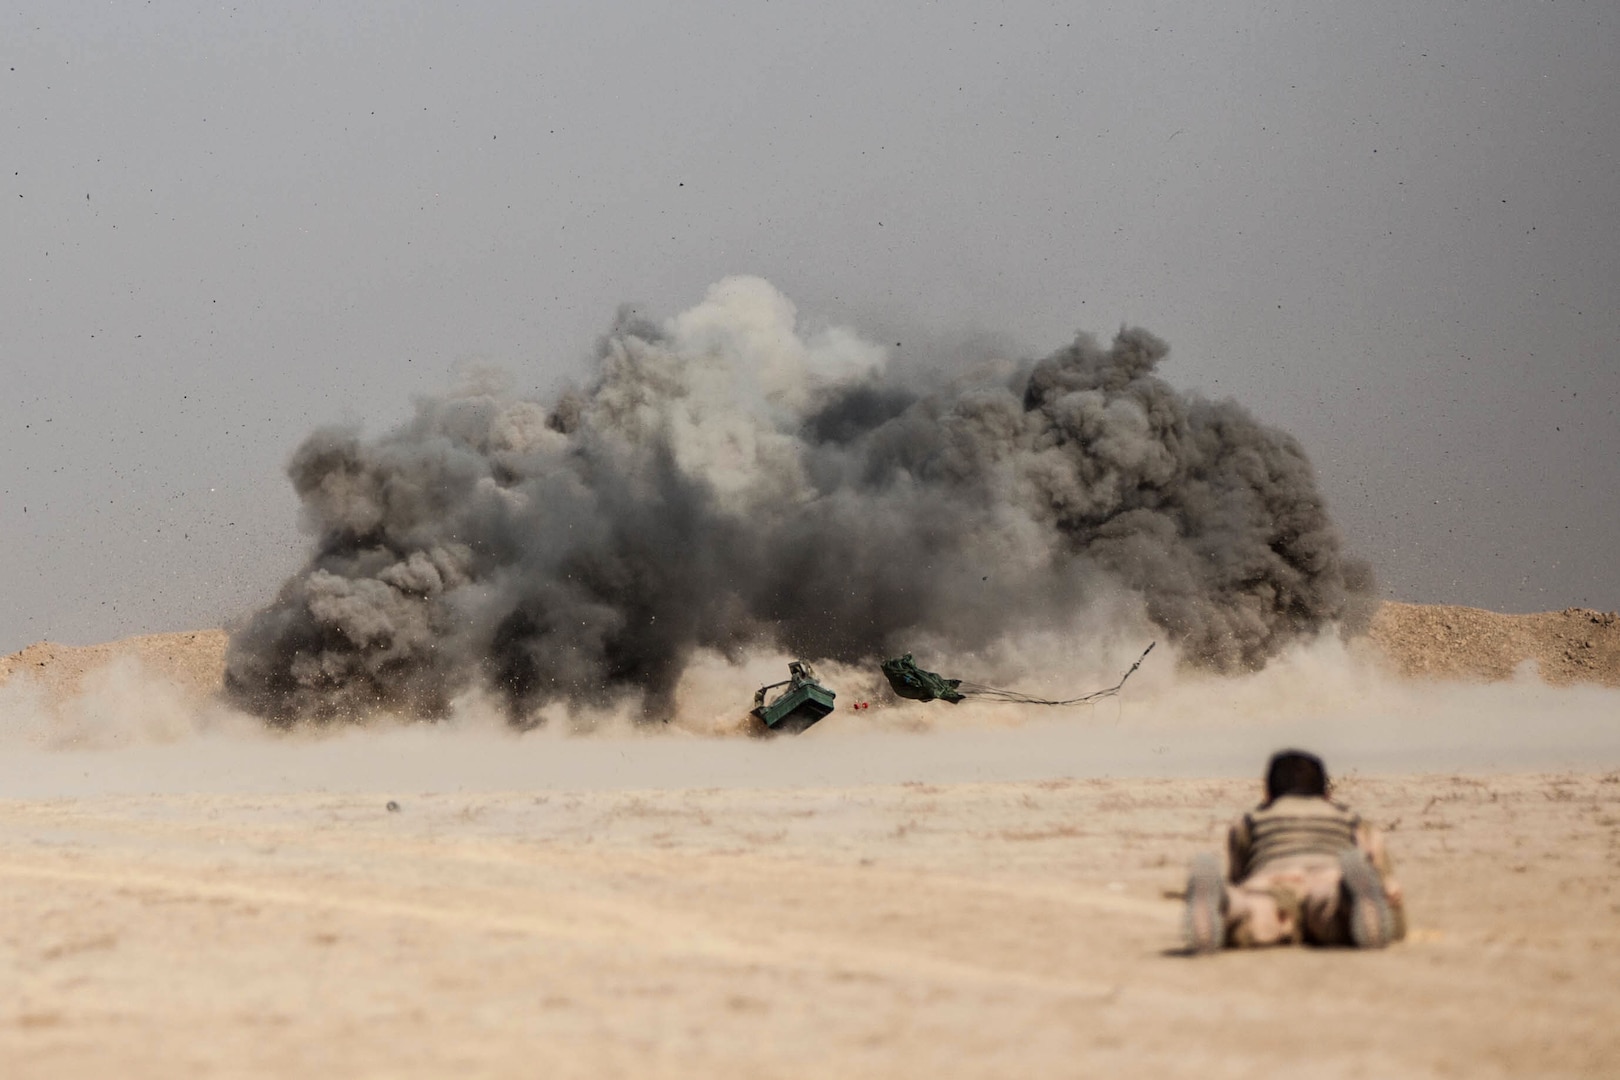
[4,638,1618,800]
[222,277,1371,728]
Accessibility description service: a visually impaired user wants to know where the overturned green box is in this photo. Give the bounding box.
[752,660,837,734]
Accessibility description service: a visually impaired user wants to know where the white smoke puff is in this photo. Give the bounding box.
[667,276,886,409]
[590,277,885,510]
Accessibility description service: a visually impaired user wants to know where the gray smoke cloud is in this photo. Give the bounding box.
[224,277,1372,726]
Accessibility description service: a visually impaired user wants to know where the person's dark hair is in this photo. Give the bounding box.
[1264,749,1328,803]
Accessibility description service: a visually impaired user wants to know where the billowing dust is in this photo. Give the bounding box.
[221,278,1372,727]
[3,603,1618,799]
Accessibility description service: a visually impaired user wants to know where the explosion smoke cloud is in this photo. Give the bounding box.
[225,277,1371,726]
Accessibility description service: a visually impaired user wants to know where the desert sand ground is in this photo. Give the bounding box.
[2,604,1619,1078]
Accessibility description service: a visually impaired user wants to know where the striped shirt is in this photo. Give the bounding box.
[1229,795,1361,881]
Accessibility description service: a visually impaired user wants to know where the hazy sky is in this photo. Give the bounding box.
[3,0,1617,653]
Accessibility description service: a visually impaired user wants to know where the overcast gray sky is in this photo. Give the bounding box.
[3,0,1617,653]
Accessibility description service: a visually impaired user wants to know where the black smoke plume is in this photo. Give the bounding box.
[225,278,1371,726]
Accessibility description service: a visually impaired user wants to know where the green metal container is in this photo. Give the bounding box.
[756,680,837,733]
[752,660,837,734]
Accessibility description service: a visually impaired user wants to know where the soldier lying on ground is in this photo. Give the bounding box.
[1183,749,1406,953]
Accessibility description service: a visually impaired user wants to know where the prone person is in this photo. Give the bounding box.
[1184,749,1406,953]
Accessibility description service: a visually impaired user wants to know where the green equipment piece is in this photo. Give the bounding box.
[752,660,837,734]
[880,654,966,703]
[880,642,1155,707]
